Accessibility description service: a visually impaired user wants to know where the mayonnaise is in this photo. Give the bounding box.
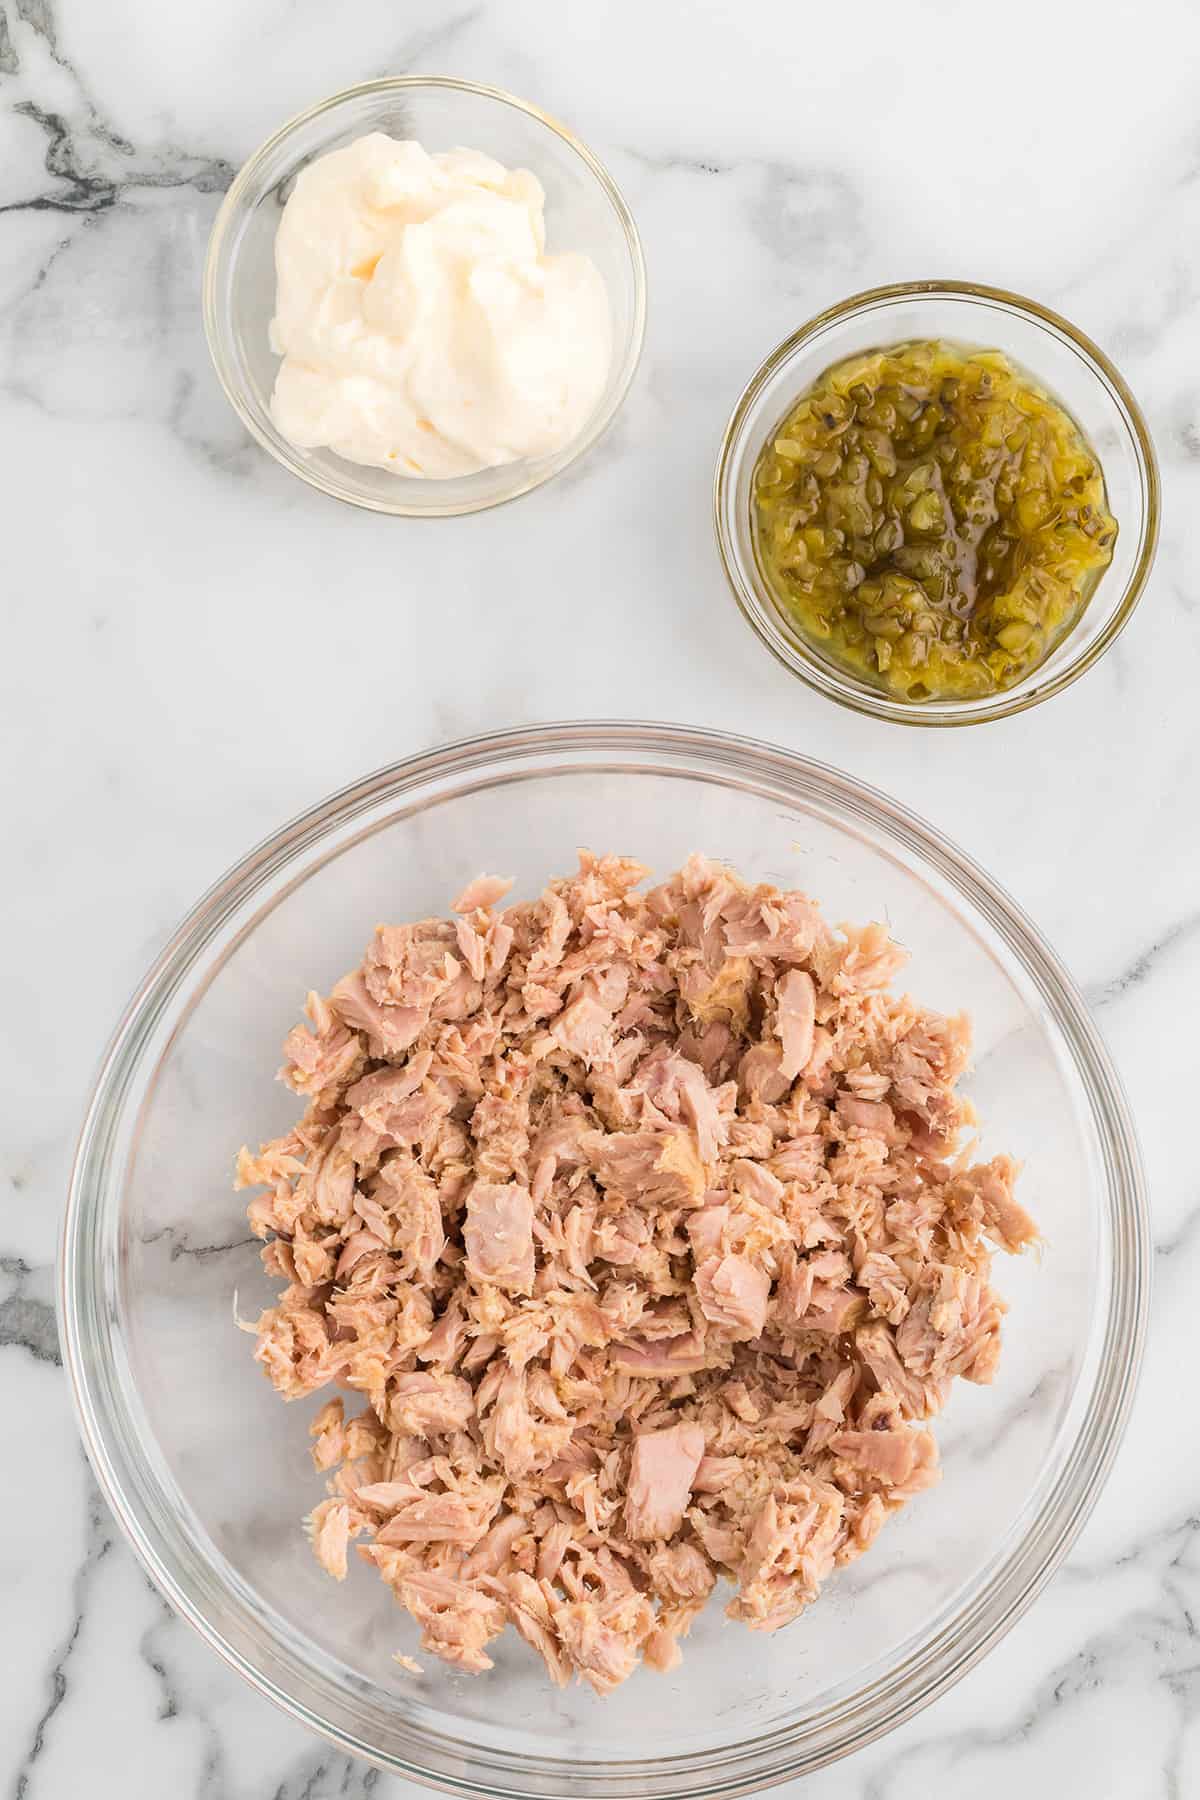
[268,134,612,479]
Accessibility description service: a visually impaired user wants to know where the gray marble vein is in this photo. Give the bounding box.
[266,1755,383,1800]
[13,1474,115,1800]
[1,0,233,216]
[1087,911,1200,1011]
[369,5,483,81]
[138,1225,258,1263]
[0,1255,59,1365]
[855,1513,1200,1800]
[1157,1204,1200,1265]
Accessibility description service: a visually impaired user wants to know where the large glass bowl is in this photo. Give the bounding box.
[714,283,1159,727]
[61,722,1148,1796]
[203,78,646,516]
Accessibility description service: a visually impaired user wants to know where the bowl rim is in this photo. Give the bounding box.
[202,75,647,517]
[713,279,1161,727]
[59,720,1151,1796]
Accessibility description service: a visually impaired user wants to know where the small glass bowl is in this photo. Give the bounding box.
[203,77,646,516]
[714,282,1159,727]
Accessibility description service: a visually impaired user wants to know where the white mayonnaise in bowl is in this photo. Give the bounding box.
[203,78,646,516]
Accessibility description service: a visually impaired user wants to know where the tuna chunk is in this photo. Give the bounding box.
[388,1371,475,1437]
[334,1228,385,1282]
[396,1570,507,1675]
[279,991,362,1100]
[609,1334,709,1376]
[649,1541,717,1600]
[374,1491,495,1546]
[802,1284,867,1336]
[686,1204,729,1260]
[329,971,426,1057]
[729,1480,843,1631]
[731,1159,784,1211]
[585,1128,707,1208]
[453,874,515,913]
[957,1156,1038,1252]
[692,1453,745,1493]
[308,1499,352,1579]
[738,1041,791,1104]
[775,970,816,1080]
[837,1092,903,1144]
[461,1511,529,1576]
[678,955,754,1030]
[557,1599,648,1695]
[625,1424,706,1540]
[634,1050,726,1162]
[694,1254,771,1340]
[552,986,615,1065]
[856,1320,943,1418]
[830,1427,939,1490]
[507,1574,572,1686]
[464,1182,535,1294]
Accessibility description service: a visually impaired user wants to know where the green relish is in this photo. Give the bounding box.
[753,341,1117,701]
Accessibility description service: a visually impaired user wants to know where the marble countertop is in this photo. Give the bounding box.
[3,1,1198,1794]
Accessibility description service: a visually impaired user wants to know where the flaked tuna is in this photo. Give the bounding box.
[237,852,1033,1694]
[775,969,816,1080]
[464,1182,535,1294]
[585,1127,707,1208]
[625,1424,706,1540]
[694,1254,771,1339]
[453,874,515,913]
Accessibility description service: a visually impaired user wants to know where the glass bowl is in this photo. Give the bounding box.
[61,722,1148,1796]
[203,78,646,516]
[714,282,1160,727]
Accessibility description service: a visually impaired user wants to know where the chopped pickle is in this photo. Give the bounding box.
[752,340,1117,701]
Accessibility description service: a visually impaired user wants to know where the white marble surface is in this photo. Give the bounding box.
[3,0,1199,1793]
